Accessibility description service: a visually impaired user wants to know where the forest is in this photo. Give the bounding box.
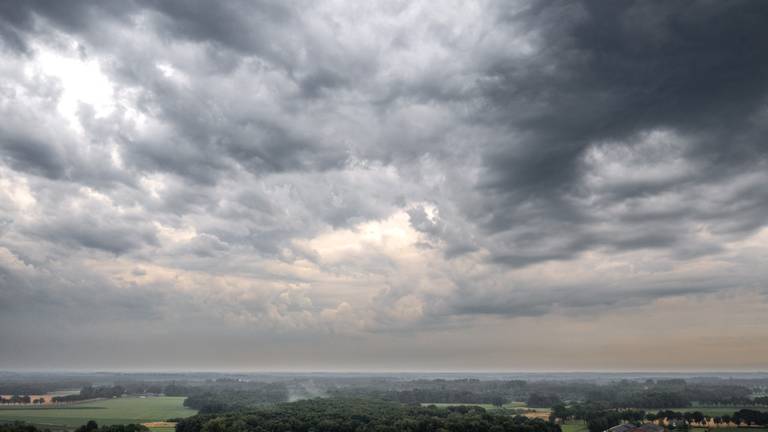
[175,398,562,432]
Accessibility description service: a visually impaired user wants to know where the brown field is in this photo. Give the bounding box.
[523,410,551,419]
[142,421,177,428]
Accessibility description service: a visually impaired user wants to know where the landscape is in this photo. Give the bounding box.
[0,372,768,431]
[2,1,768,432]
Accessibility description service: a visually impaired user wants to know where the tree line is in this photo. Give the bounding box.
[549,404,768,432]
[0,396,45,404]
[291,378,765,410]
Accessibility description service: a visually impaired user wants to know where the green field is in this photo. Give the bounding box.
[561,421,588,432]
[0,397,195,430]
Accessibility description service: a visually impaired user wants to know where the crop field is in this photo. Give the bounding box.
[0,396,195,430]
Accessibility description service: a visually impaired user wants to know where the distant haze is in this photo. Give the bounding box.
[1,1,768,371]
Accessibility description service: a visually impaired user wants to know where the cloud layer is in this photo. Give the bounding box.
[1,0,767,370]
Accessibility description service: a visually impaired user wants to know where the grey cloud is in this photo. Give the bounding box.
[30,215,158,255]
[0,1,139,53]
[145,0,295,60]
[0,257,161,323]
[430,260,760,320]
[2,0,768,369]
[448,0,768,267]
[0,135,67,179]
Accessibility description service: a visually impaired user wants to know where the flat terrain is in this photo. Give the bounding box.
[0,396,195,430]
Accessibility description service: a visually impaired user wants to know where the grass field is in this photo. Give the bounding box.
[0,397,195,430]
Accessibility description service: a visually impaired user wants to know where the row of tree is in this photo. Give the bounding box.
[0,396,45,404]
[646,408,768,427]
[550,404,768,432]
[296,377,765,409]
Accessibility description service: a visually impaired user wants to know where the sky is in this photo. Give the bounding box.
[1,0,768,372]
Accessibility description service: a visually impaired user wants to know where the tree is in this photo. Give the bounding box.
[75,421,98,432]
[551,404,571,422]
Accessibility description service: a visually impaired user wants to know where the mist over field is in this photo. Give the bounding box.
[1,0,768,374]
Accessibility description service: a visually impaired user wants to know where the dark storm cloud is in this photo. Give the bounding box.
[2,0,766,272]
[462,0,768,265]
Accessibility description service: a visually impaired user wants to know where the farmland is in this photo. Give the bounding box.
[0,397,195,430]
